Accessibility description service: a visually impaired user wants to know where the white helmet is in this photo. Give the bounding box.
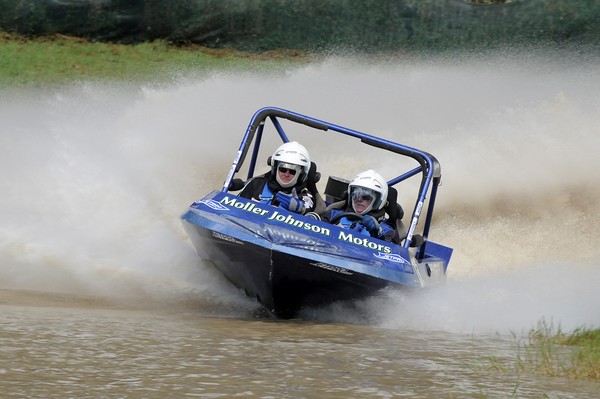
[271,141,311,188]
[348,169,388,214]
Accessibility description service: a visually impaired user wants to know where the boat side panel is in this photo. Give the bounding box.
[182,221,275,311]
[424,241,453,272]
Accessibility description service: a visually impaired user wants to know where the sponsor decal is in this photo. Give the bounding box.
[406,200,424,242]
[374,252,410,264]
[223,150,243,190]
[338,231,392,254]
[200,199,230,211]
[211,231,243,245]
[207,195,393,254]
[220,196,332,236]
[310,262,354,275]
[415,200,423,217]
[267,210,332,236]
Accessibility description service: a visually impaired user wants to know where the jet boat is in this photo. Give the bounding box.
[181,107,452,318]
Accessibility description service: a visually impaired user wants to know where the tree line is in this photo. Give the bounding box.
[1,0,598,51]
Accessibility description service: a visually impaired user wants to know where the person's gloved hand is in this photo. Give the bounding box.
[276,192,305,213]
[362,215,383,237]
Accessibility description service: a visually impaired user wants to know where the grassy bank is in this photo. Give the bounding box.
[0,32,311,87]
[524,324,600,380]
[485,322,600,381]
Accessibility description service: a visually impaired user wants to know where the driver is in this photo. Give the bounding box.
[321,169,399,243]
[238,141,316,214]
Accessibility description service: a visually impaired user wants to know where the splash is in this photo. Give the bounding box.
[1,51,599,329]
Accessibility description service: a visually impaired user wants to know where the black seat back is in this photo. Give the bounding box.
[306,162,321,192]
[306,162,327,215]
[385,186,406,239]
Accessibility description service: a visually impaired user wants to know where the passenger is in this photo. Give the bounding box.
[321,169,399,243]
[239,141,315,214]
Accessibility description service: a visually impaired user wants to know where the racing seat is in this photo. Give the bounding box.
[385,186,403,223]
[385,187,424,247]
[306,162,327,215]
[384,186,406,244]
[322,176,349,214]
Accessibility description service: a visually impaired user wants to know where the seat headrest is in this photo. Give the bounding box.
[385,186,404,221]
[386,185,398,207]
[308,162,320,184]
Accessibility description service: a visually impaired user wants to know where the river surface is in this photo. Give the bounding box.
[1,49,600,398]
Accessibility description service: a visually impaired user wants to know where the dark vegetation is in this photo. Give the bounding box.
[1,0,598,53]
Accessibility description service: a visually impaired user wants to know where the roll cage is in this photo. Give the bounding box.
[221,106,443,256]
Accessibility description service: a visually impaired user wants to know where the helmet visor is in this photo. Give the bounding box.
[277,163,301,176]
[351,187,376,203]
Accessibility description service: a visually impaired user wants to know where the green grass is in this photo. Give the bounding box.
[484,321,600,381]
[541,324,600,379]
[0,32,311,86]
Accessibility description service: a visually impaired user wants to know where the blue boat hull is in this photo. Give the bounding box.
[181,191,449,318]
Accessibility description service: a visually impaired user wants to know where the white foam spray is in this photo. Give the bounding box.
[1,49,599,330]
